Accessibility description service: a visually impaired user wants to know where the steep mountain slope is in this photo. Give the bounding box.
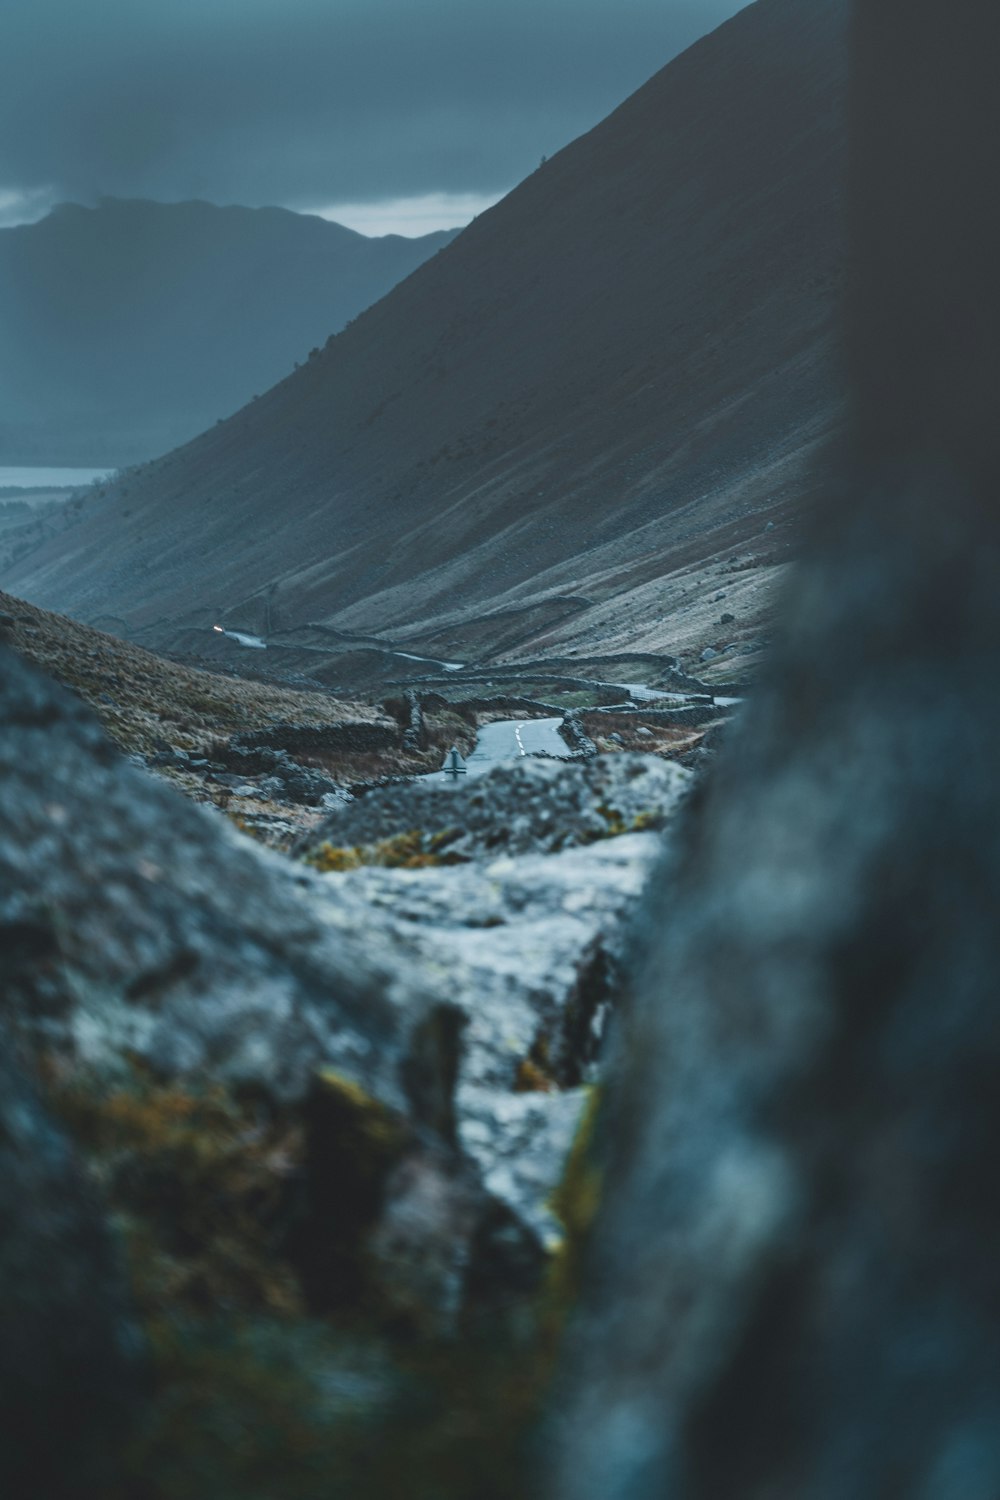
[4,0,848,667]
[0,199,455,465]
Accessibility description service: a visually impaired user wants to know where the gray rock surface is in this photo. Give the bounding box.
[153,741,357,805]
[305,833,664,1248]
[0,647,491,1356]
[560,709,600,758]
[299,753,690,861]
[0,645,683,1374]
[460,1089,589,1251]
[0,647,452,1118]
[0,1037,144,1498]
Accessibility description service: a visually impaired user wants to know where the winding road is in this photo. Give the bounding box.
[210,623,462,670]
[457,717,570,778]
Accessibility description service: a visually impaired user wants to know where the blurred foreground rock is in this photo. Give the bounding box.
[551,0,1000,1492]
[0,1039,145,1498]
[553,472,1000,1500]
[0,643,685,1491]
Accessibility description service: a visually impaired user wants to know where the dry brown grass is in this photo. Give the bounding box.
[579,710,708,761]
[0,590,391,757]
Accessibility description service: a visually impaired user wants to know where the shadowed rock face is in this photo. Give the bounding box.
[550,1,1000,1495]
[0,1042,145,1499]
[552,466,1000,1500]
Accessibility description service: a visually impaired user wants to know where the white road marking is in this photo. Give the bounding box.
[456,717,570,777]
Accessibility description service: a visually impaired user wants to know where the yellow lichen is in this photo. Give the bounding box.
[544,1085,604,1334]
[45,1063,304,1321]
[305,827,469,873]
[549,1084,603,1242]
[306,841,364,872]
[313,1068,405,1157]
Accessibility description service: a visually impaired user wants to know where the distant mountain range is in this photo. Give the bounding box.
[3,0,849,671]
[0,199,456,465]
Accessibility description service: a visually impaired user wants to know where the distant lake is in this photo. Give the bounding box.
[0,466,114,490]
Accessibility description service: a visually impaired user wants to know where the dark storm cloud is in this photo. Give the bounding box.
[0,0,743,214]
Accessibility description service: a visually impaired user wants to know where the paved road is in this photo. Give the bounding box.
[450,717,570,779]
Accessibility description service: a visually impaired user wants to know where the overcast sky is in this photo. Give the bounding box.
[1,0,745,235]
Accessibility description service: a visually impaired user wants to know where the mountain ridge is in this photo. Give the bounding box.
[3,0,849,670]
[0,197,456,465]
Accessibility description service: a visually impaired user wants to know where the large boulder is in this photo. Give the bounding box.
[550,0,1000,1493]
[0,643,686,1371]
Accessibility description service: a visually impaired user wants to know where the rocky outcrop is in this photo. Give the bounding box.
[299,754,689,863]
[150,741,353,806]
[0,642,688,1490]
[0,651,446,1116]
[293,756,692,1257]
[308,834,665,1249]
[0,646,501,1375]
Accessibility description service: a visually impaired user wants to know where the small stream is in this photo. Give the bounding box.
[210,627,463,666]
[394,651,464,672]
[213,625,266,649]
